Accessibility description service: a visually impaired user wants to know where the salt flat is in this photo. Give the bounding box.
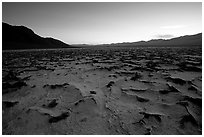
[2,47,202,135]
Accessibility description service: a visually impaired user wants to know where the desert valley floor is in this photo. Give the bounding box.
[2,47,202,135]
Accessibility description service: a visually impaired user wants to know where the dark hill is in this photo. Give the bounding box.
[2,22,71,50]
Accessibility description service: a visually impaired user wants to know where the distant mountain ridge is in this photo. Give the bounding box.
[100,33,202,47]
[2,22,71,50]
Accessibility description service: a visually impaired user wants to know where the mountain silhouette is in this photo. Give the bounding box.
[2,22,71,50]
[101,33,202,47]
[2,22,202,50]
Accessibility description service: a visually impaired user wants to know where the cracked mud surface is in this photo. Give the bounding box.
[2,47,202,134]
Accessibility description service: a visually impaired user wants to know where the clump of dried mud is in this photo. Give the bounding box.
[2,47,202,135]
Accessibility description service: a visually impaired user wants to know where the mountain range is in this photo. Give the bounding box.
[100,33,202,47]
[2,22,202,50]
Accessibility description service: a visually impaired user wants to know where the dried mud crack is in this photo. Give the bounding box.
[2,47,202,134]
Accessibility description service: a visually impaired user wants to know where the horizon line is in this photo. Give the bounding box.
[2,22,202,45]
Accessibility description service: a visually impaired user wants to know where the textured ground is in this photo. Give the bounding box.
[2,47,202,135]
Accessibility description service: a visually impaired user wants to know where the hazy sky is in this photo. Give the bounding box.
[2,2,202,44]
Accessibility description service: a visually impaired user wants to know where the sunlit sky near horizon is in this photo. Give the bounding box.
[2,2,202,44]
